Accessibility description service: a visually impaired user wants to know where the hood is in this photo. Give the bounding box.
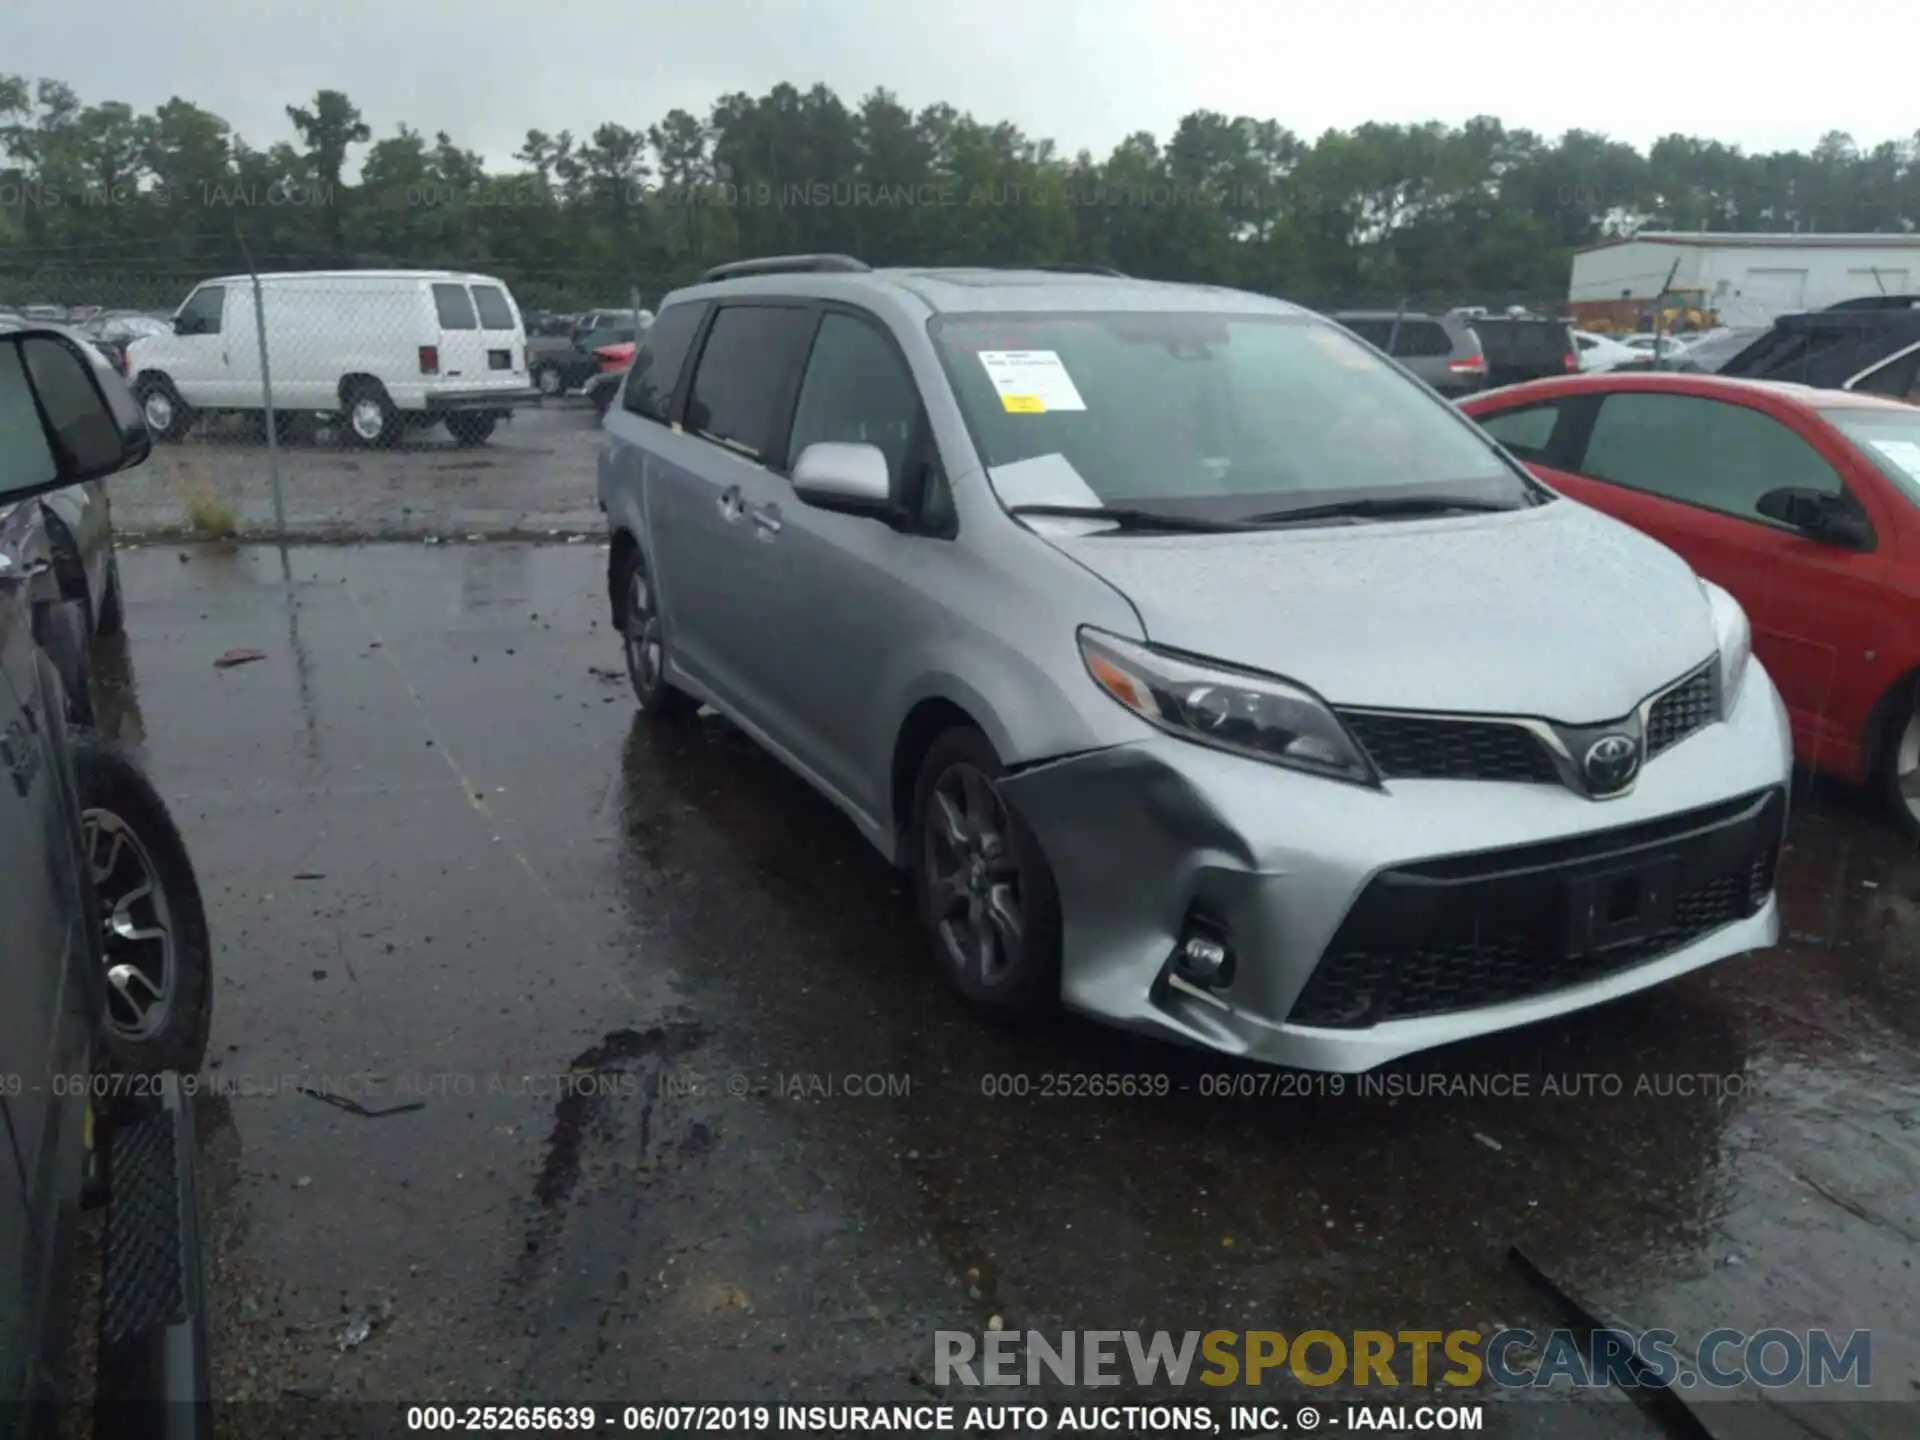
[1040,499,1718,720]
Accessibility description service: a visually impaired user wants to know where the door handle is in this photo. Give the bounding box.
[717,485,745,523]
[749,503,781,537]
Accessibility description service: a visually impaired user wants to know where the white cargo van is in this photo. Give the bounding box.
[126,270,538,446]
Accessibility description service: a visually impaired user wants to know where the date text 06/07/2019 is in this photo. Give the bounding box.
[403,1402,1486,1432]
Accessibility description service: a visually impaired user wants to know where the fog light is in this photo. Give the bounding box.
[1173,920,1235,989]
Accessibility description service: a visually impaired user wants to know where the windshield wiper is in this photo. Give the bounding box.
[1006,503,1254,534]
[1239,495,1528,526]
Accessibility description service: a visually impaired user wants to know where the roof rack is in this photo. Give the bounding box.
[698,254,871,283]
[1023,263,1129,278]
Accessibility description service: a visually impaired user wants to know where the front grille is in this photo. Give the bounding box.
[1289,788,1785,1028]
[1646,665,1718,758]
[1339,712,1559,784]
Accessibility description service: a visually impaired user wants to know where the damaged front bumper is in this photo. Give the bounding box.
[998,664,1793,1073]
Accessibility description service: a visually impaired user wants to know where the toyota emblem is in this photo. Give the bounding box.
[1583,733,1641,793]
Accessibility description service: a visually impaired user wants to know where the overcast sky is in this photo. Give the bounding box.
[5,0,1909,170]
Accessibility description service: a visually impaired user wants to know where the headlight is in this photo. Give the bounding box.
[1078,628,1378,786]
[1700,579,1751,711]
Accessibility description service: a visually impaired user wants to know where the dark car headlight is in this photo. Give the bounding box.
[1079,628,1379,786]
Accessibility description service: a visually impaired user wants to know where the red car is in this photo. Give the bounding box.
[1461,373,1920,835]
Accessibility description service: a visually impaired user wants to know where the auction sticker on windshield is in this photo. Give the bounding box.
[977,350,1087,413]
[1869,438,1920,481]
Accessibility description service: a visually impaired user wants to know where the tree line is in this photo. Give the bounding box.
[3,75,1918,312]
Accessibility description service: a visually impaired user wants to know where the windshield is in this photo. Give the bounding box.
[1825,407,1920,506]
[929,310,1534,518]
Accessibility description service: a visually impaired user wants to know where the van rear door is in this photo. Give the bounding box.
[467,281,526,392]
[429,281,488,386]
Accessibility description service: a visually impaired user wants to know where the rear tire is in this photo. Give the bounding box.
[71,730,213,1075]
[446,412,498,445]
[341,381,402,447]
[909,726,1062,1017]
[135,375,194,441]
[618,546,697,719]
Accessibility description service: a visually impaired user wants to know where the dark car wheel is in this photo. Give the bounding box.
[71,730,213,1075]
[618,548,697,719]
[446,412,498,445]
[95,551,125,636]
[1883,680,1920,840]
[533,363,564,397]
[910,725,1062,1016]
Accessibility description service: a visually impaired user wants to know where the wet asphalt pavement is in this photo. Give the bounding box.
[87,541,1918,1437]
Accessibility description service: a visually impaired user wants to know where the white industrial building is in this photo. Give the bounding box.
[1569,232,1920,328]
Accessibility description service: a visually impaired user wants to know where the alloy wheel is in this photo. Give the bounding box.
[1896,704,1920,826]
[624,568,664,698]
[922,762,1025,986]
[84,806,177,1042]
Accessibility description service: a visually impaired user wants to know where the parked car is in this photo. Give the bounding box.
[1464,312,1580,385]
[0,324,211,1437]
[528,312,646,397]
[1463,371,1920,835]
[1716,300,1920,400]
[1573,330,1644,372]
[1620,332,1693,356]
[81,311,171,349]
[0,318,130,728]
[586,340,636,418]
[522,309,575,339]
[1326,311,1486,396]
[599,255,1791,1073]
[126,269,539,447]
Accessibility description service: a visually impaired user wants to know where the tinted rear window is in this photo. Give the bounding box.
[623,301,710,423]
[684,305,819,461]
[1395,321,1452,358]
[471,285,515,330]
[433,283,477,330]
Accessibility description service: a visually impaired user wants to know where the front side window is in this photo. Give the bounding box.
[683,305,817,462]
[1849,347,1920,403]
[1475,402,1563,463]
[1823,406,1920,507]
[623,301,709,423]
[432,283,478,330]
[175,285,224,336]
[786,312,923,486]
[930,311,1530,516]
[1578,392,1843,521]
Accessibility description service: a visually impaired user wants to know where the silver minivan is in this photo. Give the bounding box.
[597,256,1793,1073]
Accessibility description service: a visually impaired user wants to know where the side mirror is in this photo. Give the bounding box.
[1756,486,1871,548]
[0,330,152,506]
[791,441,894,517]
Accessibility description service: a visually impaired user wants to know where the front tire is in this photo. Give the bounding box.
[135,375,194,441]
[1882,679,1920,840]
[909,726,1062,1016]
[446,412,498,445]
[71,731,213,1075]
[618,547,697,719]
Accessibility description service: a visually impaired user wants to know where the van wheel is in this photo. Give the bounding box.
[72,730,214,1075]
[135,376,194,441]
[446,413,497,445]
[618,547,697,719]
[909,726,1062,1017]
[342,382,401,447]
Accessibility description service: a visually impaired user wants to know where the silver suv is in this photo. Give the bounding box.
[1327,310,1487,396]
[597,255,1793,1072]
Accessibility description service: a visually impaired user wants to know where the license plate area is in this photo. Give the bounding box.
[488,349,511,370]
[1564,852,1679,959]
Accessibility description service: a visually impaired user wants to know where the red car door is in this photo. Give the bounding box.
[1477,385,1892,776]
